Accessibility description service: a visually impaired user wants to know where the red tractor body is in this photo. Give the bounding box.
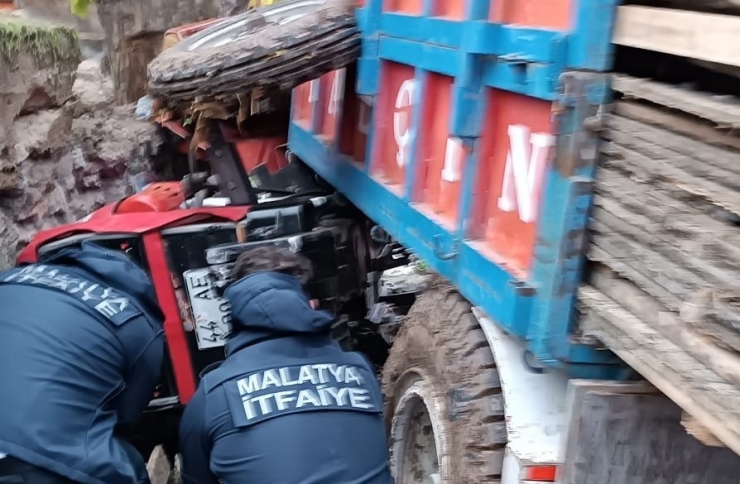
[18,199,248,405]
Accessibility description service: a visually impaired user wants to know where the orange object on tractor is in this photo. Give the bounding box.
[117,182,185,214]
[162,18,223,50]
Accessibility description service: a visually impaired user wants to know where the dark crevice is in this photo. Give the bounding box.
[614,46,740,98]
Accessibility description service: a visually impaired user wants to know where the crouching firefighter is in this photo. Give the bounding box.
[179,246,394,484]
[0,241,165,484]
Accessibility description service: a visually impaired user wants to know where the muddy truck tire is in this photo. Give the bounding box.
[147,0,360,101]
[382,283,507,484]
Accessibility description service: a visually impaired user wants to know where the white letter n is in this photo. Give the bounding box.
[497,124,554,223]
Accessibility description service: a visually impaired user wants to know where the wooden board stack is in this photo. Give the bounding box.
[580,2,740,454]
[614,5,740,75]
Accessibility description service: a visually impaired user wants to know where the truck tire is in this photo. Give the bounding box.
[382,282,507,484]
[147,0,360,101]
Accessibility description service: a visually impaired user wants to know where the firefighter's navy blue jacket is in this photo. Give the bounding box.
[179,271,393,484]
[0,241,165,484]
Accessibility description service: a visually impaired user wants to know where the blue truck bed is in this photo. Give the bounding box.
[287,0,740,462]
[287,0,622,378]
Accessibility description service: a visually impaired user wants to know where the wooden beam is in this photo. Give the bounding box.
[613,75,740,128]
[682,411,726,447]
[236,221,247,243]
[613,5,740,68]
[614,101,740,152]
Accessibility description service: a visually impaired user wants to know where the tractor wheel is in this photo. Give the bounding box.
[147,0,360,101]
[382,282,507,484]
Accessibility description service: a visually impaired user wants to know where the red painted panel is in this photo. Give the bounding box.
[489,0,571,30]
[415,73,463,228]
[431,0,466,20]
[339,69,371,164]
[318,69,346,142]
[164,18,222,42]
[371,61,416,187]
[118,182,184,214]
[292,81,314,129]
[473,90,555,278]
[144,233,197,403]
[233,136,288,174]
[383,0,423,15]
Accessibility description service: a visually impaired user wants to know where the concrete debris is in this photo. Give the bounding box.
[146,446,172,484]
[74,104,160,178]
[0,19,80,138]
[0,147,21,195]
[0,210,19,270]
[14,107,74,159]
[73,59,114,116]
[219,0,249,16]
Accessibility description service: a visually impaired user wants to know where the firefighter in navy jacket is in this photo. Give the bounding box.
[178,246,393,484]
[0,241,165,484]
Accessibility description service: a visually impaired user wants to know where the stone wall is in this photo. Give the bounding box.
[14,0,106,60]
[0,17,160,269]
[96,0,220,104]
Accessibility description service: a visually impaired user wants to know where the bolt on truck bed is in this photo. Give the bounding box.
[287,0,740,479]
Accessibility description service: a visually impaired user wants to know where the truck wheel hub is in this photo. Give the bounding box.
[390,372,444,484]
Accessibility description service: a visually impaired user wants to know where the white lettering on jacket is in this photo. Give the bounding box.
[3,265,131,319]
[233,364,376,423]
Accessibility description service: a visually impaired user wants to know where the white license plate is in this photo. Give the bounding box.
[183,267,232,350]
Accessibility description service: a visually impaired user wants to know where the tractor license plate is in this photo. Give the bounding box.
[183,267,232,350]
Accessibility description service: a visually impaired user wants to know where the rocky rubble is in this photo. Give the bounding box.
[0,19,161,269]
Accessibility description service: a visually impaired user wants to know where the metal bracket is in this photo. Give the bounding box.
[433,234,459,261]
[207,121,257,206]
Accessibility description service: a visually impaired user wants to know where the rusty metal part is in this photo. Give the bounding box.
[207,121,257,205]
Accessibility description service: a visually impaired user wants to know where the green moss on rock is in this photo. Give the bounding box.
[0,15,80,68]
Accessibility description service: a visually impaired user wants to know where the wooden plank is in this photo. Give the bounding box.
[636,0,740,15]
[587,270,740,386]
[682,411,726,447]
[236,221,247,243]
[593,97,740,354]
[579,287,740,456]
[613,75,740,128]
[613,6,740,68]
[559,380,740,484]
[614,101,740,152]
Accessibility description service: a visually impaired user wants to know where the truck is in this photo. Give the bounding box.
[19,0,740,481]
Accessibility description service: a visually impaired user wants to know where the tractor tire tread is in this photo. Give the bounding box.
[382,281,507,483]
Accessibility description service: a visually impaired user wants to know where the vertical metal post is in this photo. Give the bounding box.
[567,0,620,71]
[525,0,621,368]
[356,0,382,97]
[401,68,426,201]
[454,0,488,237]
[529,72,613,367]
[356,0,382,174]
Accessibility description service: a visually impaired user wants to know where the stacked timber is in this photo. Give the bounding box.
[578,2,740,456]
